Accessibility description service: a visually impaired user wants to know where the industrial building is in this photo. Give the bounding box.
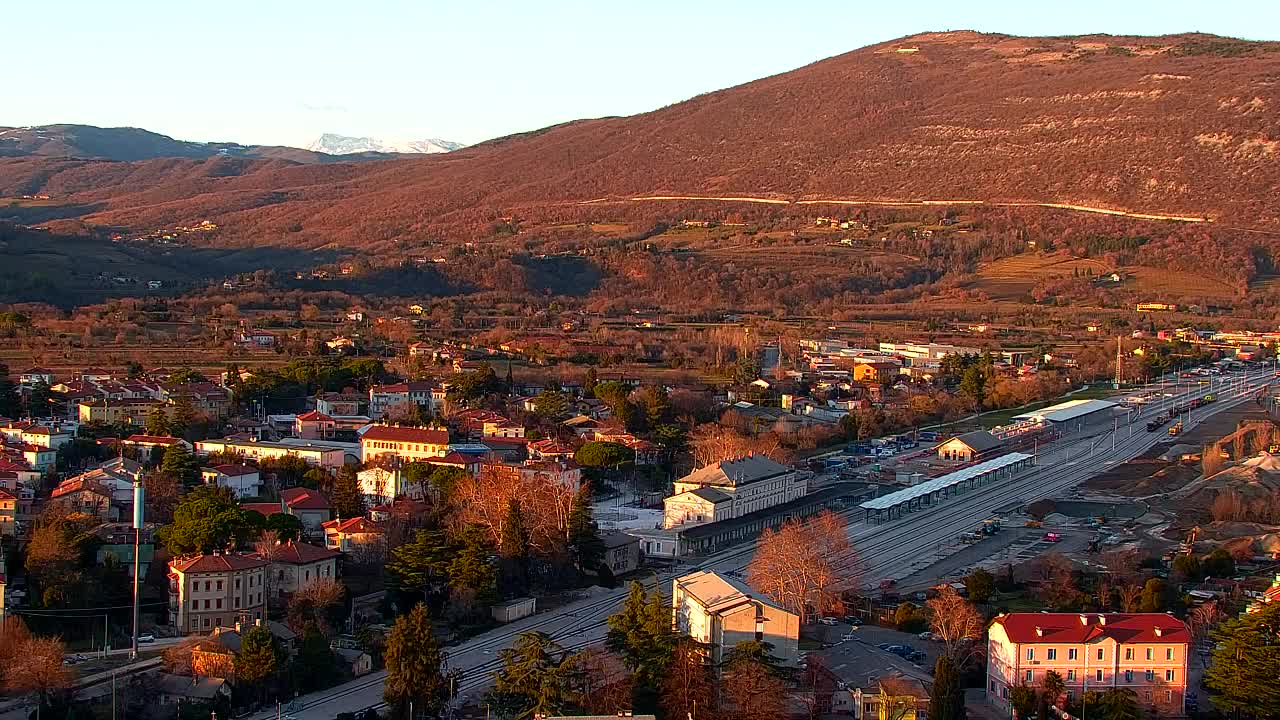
[1011,398,1118,432]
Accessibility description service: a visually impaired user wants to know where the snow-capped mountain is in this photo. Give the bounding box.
[305,133,465,155]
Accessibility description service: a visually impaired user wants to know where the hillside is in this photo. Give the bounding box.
[1,31,1278,253]
[0,124,400,163]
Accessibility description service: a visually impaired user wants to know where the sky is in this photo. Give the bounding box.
[7,0,1279,148]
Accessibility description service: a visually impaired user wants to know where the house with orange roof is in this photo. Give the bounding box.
[360,424,450,463]
[280,487,332,534]
[322,517,387,557]
[168,553,268,633]
[294,410,337,440]
[252,541,340,599]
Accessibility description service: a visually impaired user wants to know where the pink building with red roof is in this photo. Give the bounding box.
[987,612,1190,715]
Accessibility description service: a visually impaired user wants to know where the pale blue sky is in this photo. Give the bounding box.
[7,0,1277,147]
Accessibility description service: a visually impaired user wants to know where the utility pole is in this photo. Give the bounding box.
[130,479,144,661]
[1114,335,1123,389]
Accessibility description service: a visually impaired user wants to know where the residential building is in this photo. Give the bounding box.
[360,424,450,464]
[0,424,73,450]
[853,361,902,384]
[368,381,439,418]
[673,570,800,665]
[322,516,386,556]
[600,532,642,576]
[0,489,15,536]
[936,430,1005,463]
[168,553,268,633]
[315,392,362,417]
[356,465,421,505]
[18,368,54,387]
[94,523,156,576]
[77,398,165,425]
[122,434,192,453]
[294,410,338,440]
[195,437,346,470]
[50,478,118,520]
[154,674,231,708]
[664,455,808,530]
[200,464,263,499]
[986,612,1191,715]
[280,487,333,534]
[254,541,340,599]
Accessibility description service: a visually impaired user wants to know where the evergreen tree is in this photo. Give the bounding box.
[505,361,515,395]
[448,525,498,605]
[1205,602,1280,714]
[235,625,280,700]
[606,582,676,691]
[157,485,250,554]
[582,367,598,398]
[332,463,366,519]
[302,467,334,492]
[387,529,454,607]
[567,486,604,573]
[160,442,199,487]
[294,623,336,692]
[0,363,20,418]
[489,632,583,719]
[500,499,531,596]
[144,407,171,437]
[384,603,450,719]
[169,395,198,437]
[928,655,966,720]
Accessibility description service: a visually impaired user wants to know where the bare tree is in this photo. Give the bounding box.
[254,530,284,602]
[1118,584,1144,613]
[661,638,717,720]
[927,585,984,668]
[748,511,859,624]
[2,636,73,701]
[573,647,635,716]
[1187,600,1224,646]
[721,654,786,720]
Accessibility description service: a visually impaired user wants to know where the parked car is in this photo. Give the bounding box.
[1044,532,1062,542]
[909,651,927,663]
[918,631,934,640]
[877,643,893,651]
[846,616,863,626]
[841,631,859,641]
[137,633,155,643]
[819,617,839,626]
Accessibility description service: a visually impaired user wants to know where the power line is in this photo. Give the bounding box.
[13,601,167,616]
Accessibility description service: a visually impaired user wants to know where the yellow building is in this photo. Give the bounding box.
[168,554,268,634]
[78,399,166,425]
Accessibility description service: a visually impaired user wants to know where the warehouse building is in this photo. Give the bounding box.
[1011,398,1118,432]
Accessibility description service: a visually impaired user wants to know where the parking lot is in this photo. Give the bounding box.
[805,619,939,687]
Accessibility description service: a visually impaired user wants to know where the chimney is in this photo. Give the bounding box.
[1079,614,1089,626]
[234,621,241,633]
[1099,615,1107,626]
[1035,626,1043,637]
[1154,627,1163,637]
[255,618,262,627]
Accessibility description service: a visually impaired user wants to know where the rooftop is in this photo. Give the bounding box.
[171,553,269,574]
[678,454,791,488]
[361,424,450,445]
[676,569,788,616]
[281,487,331,510]
[992,612,1191,645]
[1012,398,1118,424]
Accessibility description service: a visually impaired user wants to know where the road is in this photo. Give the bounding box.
[262,369,1272,719]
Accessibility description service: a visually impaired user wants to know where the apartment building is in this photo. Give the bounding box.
[663,455,808,530]
[360,424,450,463]
[368,381,442,418]
[77,398,166,425]
[673,569,799,666]
[987,613,1190,715]
[195,437,346,470]
[168,554,268,634]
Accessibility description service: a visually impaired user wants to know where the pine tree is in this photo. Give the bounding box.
[448,525,498,605]
[1205,602,1280,713]
[332,463,366,519]
[235,625,279,700]
[144,406,171,437]
[583,367,598,398]
[384,603,450,719]
[0,363,20,418]
[606,582,676,691]
[928,655,966,720]
[169,395,197,437]
[160,442,199,487]
[387,529,453,605]
[567,486,603,573]
[489,632,583,719]
[500,499,531,596]
[294,622,336,692]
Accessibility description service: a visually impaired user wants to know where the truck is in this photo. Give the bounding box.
[1168,421,1184,437]
[982,518,1002,535]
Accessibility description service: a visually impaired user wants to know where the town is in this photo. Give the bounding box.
[0,311,1277,720]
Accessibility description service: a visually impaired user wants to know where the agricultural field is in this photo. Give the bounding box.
[971,252,1110,300]
[1121,266,1237,299]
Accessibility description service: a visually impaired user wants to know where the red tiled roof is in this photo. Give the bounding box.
[125,434,183,446]
[431,452,477,466]
[296,410,334,422]
[211,464,258,477]
[256,541,339,565]
[52,478,113,498]
[362,425,449,445]
[992,613,1191,645]
[321,517,384,534]
[241,502,283,516]
[281,487,331,510]
[171,553,269,574]
[0,488,15,500]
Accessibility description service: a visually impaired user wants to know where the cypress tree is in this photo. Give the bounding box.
[567,486,603,573]
[331,463,366,519]
[384,603,449,719]
[500,499,531,596]
[928,655,966,720]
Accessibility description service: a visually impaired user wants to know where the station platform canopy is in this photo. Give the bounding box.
[859,451,1033,512]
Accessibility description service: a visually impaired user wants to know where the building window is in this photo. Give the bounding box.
[216,599,222,609]
[236,578,241,590]
[1067,670,1075,681]
[216,580,223,591]
[203,618,210,628]
[990,681,996,692]
[1068,648,1077,660]
[1124,648,1134,660]
[1097,648,1104,660]
[1166,648,1174,661]
[1144,691,1152,701]
[1165,669,1174,682]
[1047,648,1057,660]
[1124,670,1133,683]
[191,600,198,610]
[1166,691,1173,703]
[203,599,210,610]
[1027,648,1035,661]
[1025,670,1033,683]
[1146,648,1153,661]
[1096,670,1103,682]
[1146,670,1154,682]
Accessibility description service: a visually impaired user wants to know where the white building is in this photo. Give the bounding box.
[201,464,263,499]
[673,570,800,665]
[663,455,808,530]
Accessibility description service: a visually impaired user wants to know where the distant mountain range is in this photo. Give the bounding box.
[0,124,461,163]
[305,133,465,155]
[2,31,1278,248]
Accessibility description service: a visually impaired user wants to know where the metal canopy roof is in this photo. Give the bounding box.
[1011,398,1117,424]
[859,452,1033,511]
